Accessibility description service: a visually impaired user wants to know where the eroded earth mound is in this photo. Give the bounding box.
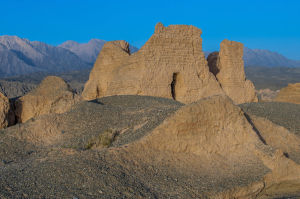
[14,76,80,123]
[1,95,300,198]
[122,95,300,198]
[206,41,258,104]
[0,96,183,198]
[275,83,300,104]
[0,92,14,129]
[214,39,258,103]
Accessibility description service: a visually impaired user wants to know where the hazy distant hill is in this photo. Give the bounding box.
[0,36,140,78]
[59,39,106,64]
[243,47,300,67]
[0,36,91,77]
[1,35,299,78]
[59,39,139,64]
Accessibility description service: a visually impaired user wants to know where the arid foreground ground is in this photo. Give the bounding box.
[0,95,300,198]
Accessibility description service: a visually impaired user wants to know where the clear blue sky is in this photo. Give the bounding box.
[1,0,299,60]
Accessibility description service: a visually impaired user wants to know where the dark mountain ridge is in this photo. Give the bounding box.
[0,36,139,78]
[243,47,300,68]
[0,35,299,78]
[0,35,91,77]
[59,39,106,64]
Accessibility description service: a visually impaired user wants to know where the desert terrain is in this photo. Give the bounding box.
[0,23,300,199]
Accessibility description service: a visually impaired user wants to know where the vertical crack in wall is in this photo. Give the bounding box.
[171,73,178,100]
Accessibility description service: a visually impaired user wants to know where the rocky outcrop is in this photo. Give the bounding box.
[210,39,258,104]
[0,92,14,129]
[125,95,300,197]
[275,83,300,104]
[15,76,80,123]
[82,23,224,104]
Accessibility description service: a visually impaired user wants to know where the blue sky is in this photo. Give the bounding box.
[1,0,299,59]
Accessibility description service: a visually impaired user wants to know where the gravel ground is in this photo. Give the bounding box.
[0,97,299,198]
[57,95,183,149]
[240,102,300,136]
[0,95,189,198]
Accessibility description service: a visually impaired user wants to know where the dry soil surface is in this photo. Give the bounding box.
[0,96,300,198]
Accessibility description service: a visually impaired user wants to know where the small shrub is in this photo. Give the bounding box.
[85,129,119,150]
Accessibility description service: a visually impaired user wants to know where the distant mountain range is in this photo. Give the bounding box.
[0,36,138,78]
[0,35,299,77]
[59,39,138,64]
[59,39,106,64]
[204,47,300,68]
[0,36,90,77]
[243,47,300,68]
